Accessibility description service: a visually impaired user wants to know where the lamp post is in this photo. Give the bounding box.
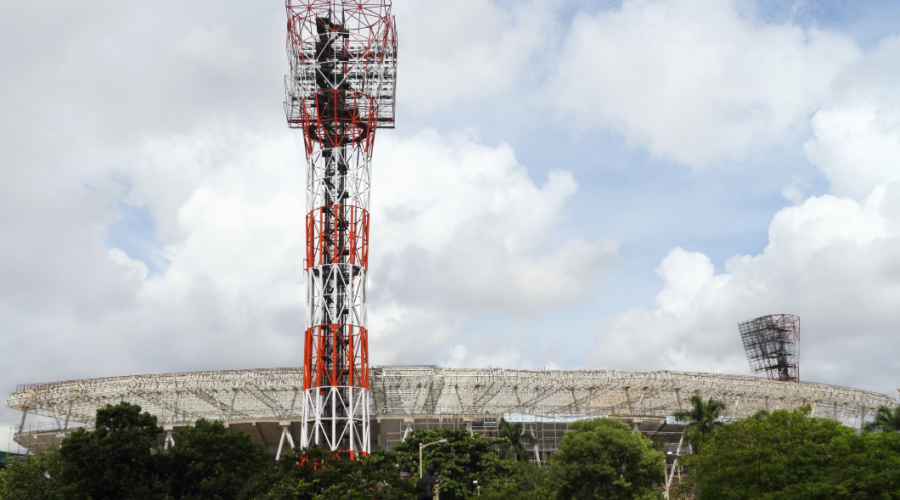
[664,451,674,500]
[419,439,448,478]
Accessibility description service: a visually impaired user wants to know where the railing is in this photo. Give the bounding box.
[15,422,87,435]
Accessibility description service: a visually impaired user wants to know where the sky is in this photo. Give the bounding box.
[2,0,900,449]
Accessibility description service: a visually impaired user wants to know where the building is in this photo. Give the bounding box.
[7,365,895,459]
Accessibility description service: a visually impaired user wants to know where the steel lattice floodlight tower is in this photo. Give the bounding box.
[284,0,397,459]
[738,314,800,382]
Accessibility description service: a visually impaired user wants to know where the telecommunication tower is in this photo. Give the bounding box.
[738,314,800,382]
[284,0,397,458]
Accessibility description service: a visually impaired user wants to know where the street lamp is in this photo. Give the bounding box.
[419,439,448,478]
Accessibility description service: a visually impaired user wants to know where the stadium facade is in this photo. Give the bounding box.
[7,365,896,458]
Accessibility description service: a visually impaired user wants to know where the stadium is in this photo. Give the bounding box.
[7,365,896,459]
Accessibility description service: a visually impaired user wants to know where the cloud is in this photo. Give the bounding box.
[782,176,813,205]
[0,129,308,390]
[0,1,282,166]
[548,0,859,168]
[588,28,900,396]
[0,426,26,454]
[395,0,560,112]
[805,36,900,201]
[176,25,251,70]
[592,187,900,395]
[806,105,900,202]
[591,247,740,375]
[369,129,619,364]
[0,123,615,424]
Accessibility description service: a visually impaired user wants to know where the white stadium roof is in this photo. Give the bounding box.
[7,366,896,432]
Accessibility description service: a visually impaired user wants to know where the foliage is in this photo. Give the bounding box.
[864,405,900,433]
[391,428,514,500]
[0,448,65,500]
[354,449,418,499]
[478,460,553,499]
[250,446,415,499]
[546,418,665,500]
[1,403,278,499]
[684,406,900,499]
[479,488,554,500]
[168,418,270,499]
[672,395,725,453]
[497,418,537,462]
[58,402,167,499]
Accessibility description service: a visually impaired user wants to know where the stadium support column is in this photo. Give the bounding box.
[285,0,397,459]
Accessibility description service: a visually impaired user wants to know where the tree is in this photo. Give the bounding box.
[684,406,900,499]
[391,428,514,500]
[831,430,900,498]
[497,418,538,462]
[546,418,665,500]
[248,446,415,499]
[479,461,553,500]
[672,395,725,453]
[168,419,269,499]
[0,448,65,500]
[58,402,167,499]
[864,405,900,433]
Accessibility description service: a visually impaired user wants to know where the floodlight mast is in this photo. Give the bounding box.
[738,314,800,382]
[284,0,396,459]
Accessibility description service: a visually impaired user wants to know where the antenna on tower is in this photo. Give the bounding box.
[738,314,800,382]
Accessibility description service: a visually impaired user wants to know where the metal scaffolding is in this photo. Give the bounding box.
[284,0,397,459]
[8,366,894,453]
[739,314,800,382]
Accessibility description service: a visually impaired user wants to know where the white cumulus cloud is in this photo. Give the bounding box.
[586,6,900,396]
[805,36,900,201]
[368,129,620,365]
[396,0,560,112]
[548,0,859,168]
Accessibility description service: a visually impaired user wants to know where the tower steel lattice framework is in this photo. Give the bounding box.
[739,314,800,382]
[284,0,396,458]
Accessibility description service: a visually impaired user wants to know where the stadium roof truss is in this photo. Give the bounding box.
[8,366,895,436]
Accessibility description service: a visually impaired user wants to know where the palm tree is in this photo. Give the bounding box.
[672,395,725,453]
[497,418,537,461]
[864,405,900,432]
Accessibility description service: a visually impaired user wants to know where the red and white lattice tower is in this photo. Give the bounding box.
[284,0,396,458]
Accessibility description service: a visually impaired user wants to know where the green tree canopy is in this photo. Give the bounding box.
[58,402,167,499]
[1,403,276,499]
[391,428,514,500]
[546,418,665,500]
[248,446,415,499]
[685,406,900,499]
[168,418,269,499]
[0,448,65,500]
[479,460,553,500]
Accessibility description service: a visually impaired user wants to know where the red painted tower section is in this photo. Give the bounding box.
[285,0,396,459]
